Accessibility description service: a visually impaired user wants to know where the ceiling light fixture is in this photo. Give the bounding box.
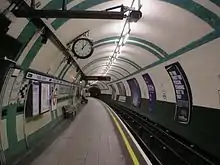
[103,0,142,76]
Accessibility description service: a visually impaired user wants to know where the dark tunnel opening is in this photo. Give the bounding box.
[88,87,101,98]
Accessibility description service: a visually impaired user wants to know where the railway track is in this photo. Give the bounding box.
[107,102,220,165]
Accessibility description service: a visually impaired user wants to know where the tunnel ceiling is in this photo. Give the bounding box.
[6,0,220,83]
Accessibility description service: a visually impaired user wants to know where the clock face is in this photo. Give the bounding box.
[72,38,94,59]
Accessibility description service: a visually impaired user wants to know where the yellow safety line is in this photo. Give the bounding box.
[108,108,140,165]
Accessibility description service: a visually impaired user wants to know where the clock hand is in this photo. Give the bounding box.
[82,42,88,50]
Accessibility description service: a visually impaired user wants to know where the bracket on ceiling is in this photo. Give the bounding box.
[66,30,90,48]
[66,30,91,60]
[12,1,142,21]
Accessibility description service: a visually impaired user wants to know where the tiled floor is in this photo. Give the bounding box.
[31,98,127,165]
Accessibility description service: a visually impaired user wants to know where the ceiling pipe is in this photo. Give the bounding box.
[13,10,126,19]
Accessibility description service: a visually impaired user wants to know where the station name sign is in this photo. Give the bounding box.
[25,71,73,87]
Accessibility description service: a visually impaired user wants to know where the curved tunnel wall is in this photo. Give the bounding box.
[0,0,220,163]
[101,37,220,158]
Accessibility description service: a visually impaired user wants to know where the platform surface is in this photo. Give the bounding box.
[31,98,128,165]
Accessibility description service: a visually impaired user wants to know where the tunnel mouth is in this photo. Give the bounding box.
[89,87,101,98]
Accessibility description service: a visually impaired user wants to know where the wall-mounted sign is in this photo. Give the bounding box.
[41,83,51,113]
[127,78,142,107]
[25,80,40,117]
[165,62,193,124]
[142,73,156,112]
[32,81,40,116]
[51,84,58,111]
[118,96,126,102]
[26,71,73,86]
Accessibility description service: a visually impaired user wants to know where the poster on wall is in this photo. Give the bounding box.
[127,78,142,107]
[32,81,40,116]
[116,82,126,102]
[41,83,51,113]
[165,62,193,124]
[142,73,156,112]
[25,80,40,117]
[51,84,58,111]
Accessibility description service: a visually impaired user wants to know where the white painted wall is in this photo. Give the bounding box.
[109,38,220,109]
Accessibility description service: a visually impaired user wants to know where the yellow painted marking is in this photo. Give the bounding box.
[108,109,140,165]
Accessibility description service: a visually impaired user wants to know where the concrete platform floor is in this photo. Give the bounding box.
[30,98,127,165]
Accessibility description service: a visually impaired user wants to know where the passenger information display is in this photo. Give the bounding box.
[165,62,192,124]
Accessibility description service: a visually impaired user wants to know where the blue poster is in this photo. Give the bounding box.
[165,62,193,124]
[142,73,156,112]
[127,78,141,107]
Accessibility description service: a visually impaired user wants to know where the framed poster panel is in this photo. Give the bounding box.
[25,81,40,117]
[165,62,193,124]
[51,84,58,111]
[142,73,156,112]
[40,83,51,113]
[127,78,142,107]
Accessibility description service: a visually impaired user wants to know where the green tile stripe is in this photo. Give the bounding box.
[57,95,73,103]
[5,104,19,157]
[94,40,163,59]
[210,0,220,7]
[17,0,220,78]
[75,55,142,79]
[58,63,69,78]
[95,36,168,57]
[16,22,36,60]
[61,64,72,79]
[162,0,220,29]
[43,0,73,10]
[18,0,220,69]
[50,0,220,30]
[109,29,220,83]
[16,0,74,60]
[21,37,43,70]
[51,0,111,29]
[20,0,110,72]
[85,56,141,70]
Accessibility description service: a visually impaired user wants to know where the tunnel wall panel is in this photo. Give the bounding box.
[0,119,8,151]
[102,35,220,159]
[0,69,80,163]
[101,93,220,158]
[107,97,220,159]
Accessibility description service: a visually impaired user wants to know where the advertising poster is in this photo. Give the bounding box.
[165,62,193,124]
[116,82,126,102]
[142,73,156,112]
[51,84,58,111]
[41,83,51,113]
[32,81,40,116]
[127,78,141,107]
